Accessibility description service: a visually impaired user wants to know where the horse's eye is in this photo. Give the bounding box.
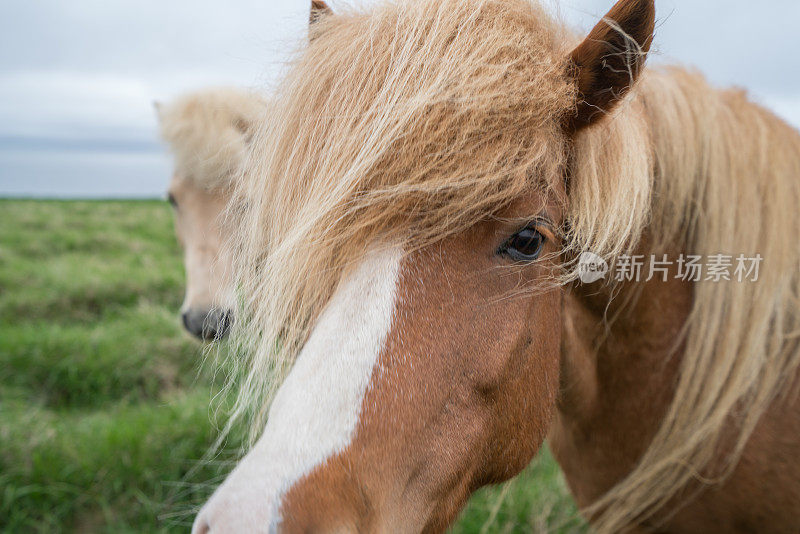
[167,193,178,208]
[499,227,545,262]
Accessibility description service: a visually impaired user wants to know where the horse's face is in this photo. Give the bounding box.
[194,194,564,533]
[195,0,655,529]
[167,174,234,341]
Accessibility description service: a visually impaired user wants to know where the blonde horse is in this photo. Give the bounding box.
[196,0,800,531]
[156,88,266,340]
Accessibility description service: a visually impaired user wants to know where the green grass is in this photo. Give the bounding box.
[0,199,586,533]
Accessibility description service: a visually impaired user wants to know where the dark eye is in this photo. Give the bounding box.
[499,227,545,262]
[167,193,178,208]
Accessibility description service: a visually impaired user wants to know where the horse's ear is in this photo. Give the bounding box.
[310,0,332,27]
[566,0,655,132]
[233,116,257,144]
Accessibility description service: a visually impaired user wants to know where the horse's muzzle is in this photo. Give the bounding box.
[182,308,233,341]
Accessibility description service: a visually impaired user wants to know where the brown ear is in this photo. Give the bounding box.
[567,0,655,132]
[310,0,332,26]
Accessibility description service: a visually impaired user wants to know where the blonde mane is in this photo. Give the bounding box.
[226,0,800,531]
[574,67,800,530]
[158,87,268,190]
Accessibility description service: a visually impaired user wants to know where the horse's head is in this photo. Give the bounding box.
[195,0,654,530]
[156,89,265,341]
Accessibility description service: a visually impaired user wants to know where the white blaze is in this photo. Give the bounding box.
[193,245,403,533]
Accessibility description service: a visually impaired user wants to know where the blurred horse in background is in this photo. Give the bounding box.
[156,88,266,340]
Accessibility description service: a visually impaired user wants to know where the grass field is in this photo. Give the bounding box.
[0,199,586,533]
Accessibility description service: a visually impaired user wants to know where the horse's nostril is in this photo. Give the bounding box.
[183,309,213,340]
[182,308,233,341]
[200,309,233,341]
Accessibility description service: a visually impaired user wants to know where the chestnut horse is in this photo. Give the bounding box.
[156,88,266,340]
[195,0,800,531]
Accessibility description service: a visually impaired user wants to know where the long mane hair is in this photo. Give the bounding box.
[225,0,800,530]
[573,66,800,529]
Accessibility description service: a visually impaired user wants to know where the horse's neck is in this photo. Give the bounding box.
[552,244,693,504]
[559,242,692,416]
[553,68,704,484]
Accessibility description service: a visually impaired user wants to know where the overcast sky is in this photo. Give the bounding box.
[1,0,798,197]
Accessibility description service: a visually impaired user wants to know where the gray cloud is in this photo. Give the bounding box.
[1,0,798,197]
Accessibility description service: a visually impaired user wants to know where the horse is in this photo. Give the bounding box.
[156,88,266,340]
[194,0,800,531]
